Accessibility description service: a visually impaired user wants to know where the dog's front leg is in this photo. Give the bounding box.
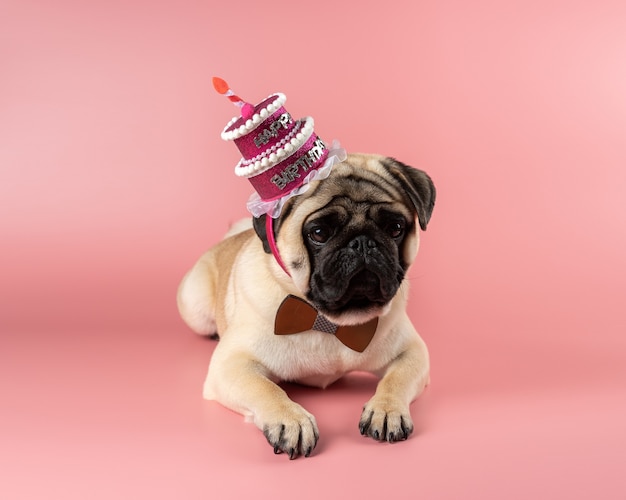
[204,348,319,459]
[359,336,430,443]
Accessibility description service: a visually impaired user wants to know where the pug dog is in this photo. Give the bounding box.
[177,153,435,459]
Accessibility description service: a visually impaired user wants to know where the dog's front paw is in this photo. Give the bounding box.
[262,404,319,459]
[359,397,414,443]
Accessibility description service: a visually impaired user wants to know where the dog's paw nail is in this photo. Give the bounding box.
[288,448,297,460]
[359,410,373,436]
[400,416,413,439]
[305,446,312,457]
[373,430,380,440]
[388,432,395,442]
[273,445,282,455]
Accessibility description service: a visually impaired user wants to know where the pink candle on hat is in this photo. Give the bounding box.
[212,77,255,120]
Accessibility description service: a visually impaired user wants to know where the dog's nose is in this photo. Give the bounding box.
[348,235,377,254]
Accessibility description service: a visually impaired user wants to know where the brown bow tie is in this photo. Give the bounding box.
[274,295,378,352]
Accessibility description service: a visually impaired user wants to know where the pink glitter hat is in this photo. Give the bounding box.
[213,77,346,218]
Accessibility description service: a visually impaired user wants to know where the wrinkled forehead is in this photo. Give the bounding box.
[280,161,414,228]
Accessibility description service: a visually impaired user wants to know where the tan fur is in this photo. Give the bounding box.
[177,153,432,459]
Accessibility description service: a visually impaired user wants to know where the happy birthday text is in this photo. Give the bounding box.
[254,113,292,148]
[269,139,327,190]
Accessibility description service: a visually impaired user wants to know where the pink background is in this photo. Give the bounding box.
[2,0,625,498]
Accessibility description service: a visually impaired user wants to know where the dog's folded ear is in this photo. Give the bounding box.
[252,214,272,254]
[383,158,436,230]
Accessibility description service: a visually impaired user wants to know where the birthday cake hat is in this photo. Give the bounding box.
[213,77,346,218]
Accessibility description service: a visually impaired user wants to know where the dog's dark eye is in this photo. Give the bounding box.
[386,221,405,239]
[309,225,331,244]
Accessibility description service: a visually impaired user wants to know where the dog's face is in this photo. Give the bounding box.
[253,153,435,325]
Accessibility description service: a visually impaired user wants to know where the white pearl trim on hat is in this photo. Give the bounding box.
[220,93,287,141]
[234,117,315,178]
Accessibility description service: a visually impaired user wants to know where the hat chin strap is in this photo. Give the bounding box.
[265,216,291,276]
